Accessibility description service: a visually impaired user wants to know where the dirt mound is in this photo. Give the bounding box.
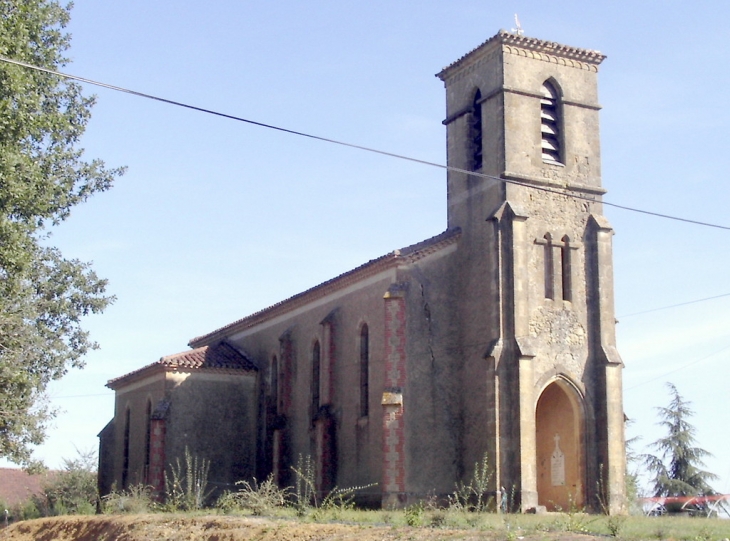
[1,514,604,541]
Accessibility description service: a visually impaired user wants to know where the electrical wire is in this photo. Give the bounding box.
[619,292,730,318]
[3,57,729,397]
[1,55,729,231]
[626,342,730,390]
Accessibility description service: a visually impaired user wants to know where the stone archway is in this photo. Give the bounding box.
[535,379,585,511]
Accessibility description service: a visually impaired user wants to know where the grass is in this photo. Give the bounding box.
[197,505,730,540]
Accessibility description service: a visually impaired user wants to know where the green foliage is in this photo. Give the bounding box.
[624,424,645,515]
[101,483,156,514]
[289,453,376,519]
[215,474,289,516]
[553,495,590,533]
[41,448,98,515]
[606,514,626,537]
[291,454,316,515]
[0,0,124,466]
[447,452,494,512]
[164,447,212,511]
[404,501,424,526]
[642,383,718,501]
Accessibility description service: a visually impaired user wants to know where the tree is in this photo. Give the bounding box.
[41,448,98,515]
[642,383,717,501]
[0,0,124,466]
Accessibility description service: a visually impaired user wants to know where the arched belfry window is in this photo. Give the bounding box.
[359,324,369,418]
[470,89,483,171]
[540,81,562,164]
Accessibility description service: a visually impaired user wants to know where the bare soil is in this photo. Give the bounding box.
[0,514,606,541]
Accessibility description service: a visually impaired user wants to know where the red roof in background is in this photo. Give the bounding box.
[0,468,56,507]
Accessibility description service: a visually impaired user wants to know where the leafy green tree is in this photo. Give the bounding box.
[0,0,123,465]
[42,448,99,515]
[642,383,717,499]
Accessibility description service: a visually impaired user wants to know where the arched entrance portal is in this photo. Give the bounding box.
[535,380,585,511]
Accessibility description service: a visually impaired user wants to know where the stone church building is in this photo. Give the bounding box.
[99,31,626,514]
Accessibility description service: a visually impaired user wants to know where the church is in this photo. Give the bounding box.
[98,30,626,514]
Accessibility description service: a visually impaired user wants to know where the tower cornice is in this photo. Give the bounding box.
[437,31,606,81]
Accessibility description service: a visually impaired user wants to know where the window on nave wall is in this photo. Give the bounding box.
[470,89,483,171]
[144,400,151,483]
[270,354,279,413]
[311,340,321,417]
[122,407,130,489]
[360,323,369,418]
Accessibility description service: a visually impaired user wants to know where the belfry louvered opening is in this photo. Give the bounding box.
[540,81,561,164]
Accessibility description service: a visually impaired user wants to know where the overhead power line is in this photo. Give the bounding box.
[2,56,730,231]
[627,341,730,390]
[619,292,730,318]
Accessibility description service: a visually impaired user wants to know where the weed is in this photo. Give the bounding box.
[164,447,212,511]
[290,454,376,519]
[447,452,494,512]
[291,454,316,514]
[428,509,447,528]
[554,495,590,533]
[607,514,626,537]
[693,525,713,541]
[216,474,289,515]
[405,502,424,526]
[101,484,156,514]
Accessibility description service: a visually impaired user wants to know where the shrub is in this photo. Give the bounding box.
[101,484,156,514]
[42,448,98,515]
[216,474,288,515]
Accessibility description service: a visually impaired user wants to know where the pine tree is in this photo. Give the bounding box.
[0,0,124,466]
[642,383,717,499]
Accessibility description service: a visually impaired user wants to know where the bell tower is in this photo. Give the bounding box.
[437,31,606,230]
[437,33,625,514]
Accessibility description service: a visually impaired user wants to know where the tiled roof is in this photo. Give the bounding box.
[436,30,605,80]
[0,468,57,507]
[107,342,256,390]
[158,342,256,370]
[189,228,462,348]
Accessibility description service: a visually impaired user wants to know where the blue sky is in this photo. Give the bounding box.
[6,0,730,497]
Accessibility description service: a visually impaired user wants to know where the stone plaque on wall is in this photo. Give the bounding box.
[551,434,565,486]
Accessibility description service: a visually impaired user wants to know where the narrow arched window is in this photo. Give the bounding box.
[122,407,131,489]
[271,355,279,413]
[311,341,321,416]
[359,324,369,418]
[540,81,561,164]
[561,235,572,302]
[543,233,554,300]
[470,89,483,171]
[144,400,152,483]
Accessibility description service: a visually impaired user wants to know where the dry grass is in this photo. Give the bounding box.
[3,512,730,541]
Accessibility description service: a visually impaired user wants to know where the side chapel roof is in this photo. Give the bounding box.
[106,342,256,390]
[189,227,462,348]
